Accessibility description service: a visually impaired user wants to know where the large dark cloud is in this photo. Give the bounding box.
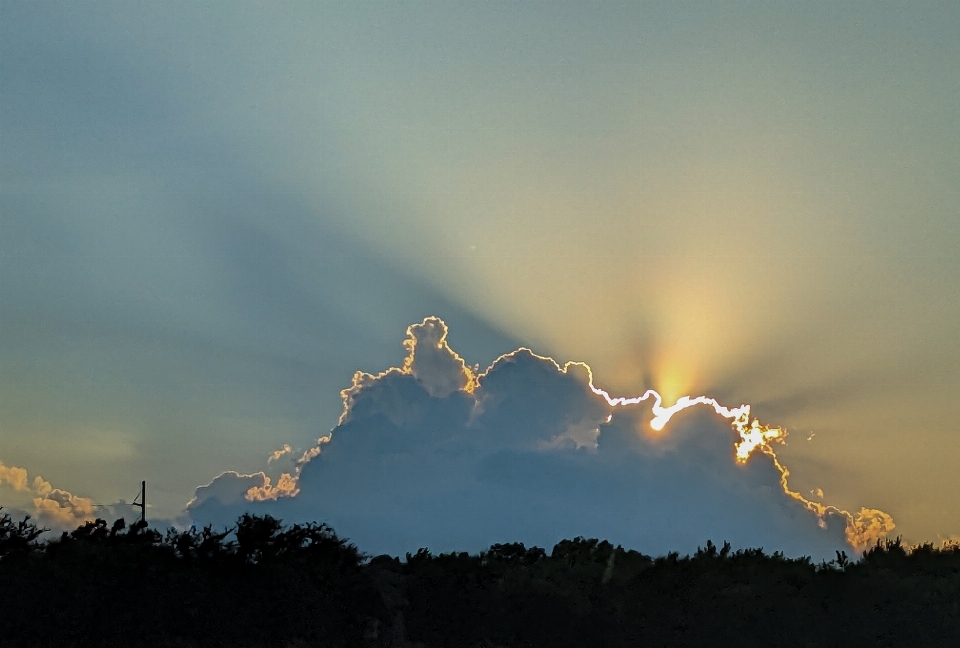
[188,318,891,559]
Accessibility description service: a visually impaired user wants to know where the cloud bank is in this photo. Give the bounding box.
[187,318,894,559]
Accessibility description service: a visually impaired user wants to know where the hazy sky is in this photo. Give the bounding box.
[2,2,958,552]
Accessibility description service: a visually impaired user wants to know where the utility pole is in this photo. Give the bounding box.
[132,480,146,525]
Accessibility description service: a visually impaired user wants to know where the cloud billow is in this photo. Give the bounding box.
[188,318,874,559]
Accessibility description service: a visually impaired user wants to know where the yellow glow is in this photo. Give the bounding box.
[653,362,694,410]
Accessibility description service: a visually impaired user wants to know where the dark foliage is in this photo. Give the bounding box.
[0,511,379,647]
[1,509,958,647]
[383,537,960,648]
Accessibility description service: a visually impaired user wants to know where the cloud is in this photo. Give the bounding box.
[267,444,293,463]
[400,317,477,397]
[31,489,96,528]
[187,318,894,559]
[187,471,267,510]
[0,461,96,529]
[246,472,299,502]
[0,464,29,491]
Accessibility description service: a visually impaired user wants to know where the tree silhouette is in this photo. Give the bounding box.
[0,509,44,560]
[1,512,958,647]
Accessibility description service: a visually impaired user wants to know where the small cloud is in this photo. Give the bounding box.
[187,470,268,509]
[246,472,299,501]
[267,444,293,463]
[0,464,29,491]
[1,461,97,530]
[296,436,329,466]
[401,316,477,397]
[32,489,96,528]
[847,508,897,552]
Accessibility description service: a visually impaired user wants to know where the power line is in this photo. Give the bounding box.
[86,482,148,526]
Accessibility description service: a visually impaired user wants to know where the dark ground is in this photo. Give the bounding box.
[2,511,958,647]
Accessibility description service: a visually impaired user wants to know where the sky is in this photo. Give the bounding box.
[2,2,958,555]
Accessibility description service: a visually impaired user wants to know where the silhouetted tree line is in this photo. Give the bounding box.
[2,508,959,647]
